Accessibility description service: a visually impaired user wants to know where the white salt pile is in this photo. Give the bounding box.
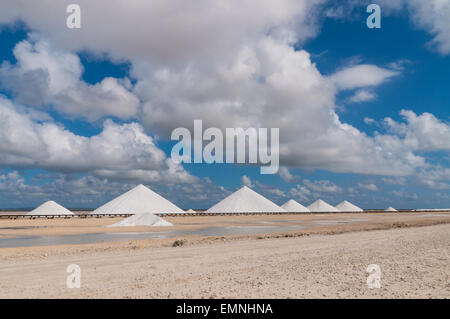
[27,201,74,216]
[335,200,364,212]
[307,199,340,212]
[281,199,310,213]
[109,213,173,227]
[92,184,184,215]
[185,209,196,213]
[385,206,398,212]
[206,186,286,213]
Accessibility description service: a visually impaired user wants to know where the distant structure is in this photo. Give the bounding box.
[91,184,184,215]
[335,200,364,212]
[385,206,398,212]
[281,199,310,213]
[26,201,74,216]
[307,199,340,212]
[206,186,286,213]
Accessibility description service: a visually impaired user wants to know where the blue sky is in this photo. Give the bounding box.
[0,1,449,210]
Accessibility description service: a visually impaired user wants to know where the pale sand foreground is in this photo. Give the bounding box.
[0,224,449,298]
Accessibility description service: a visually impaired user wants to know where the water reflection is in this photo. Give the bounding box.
[0,225,306,248]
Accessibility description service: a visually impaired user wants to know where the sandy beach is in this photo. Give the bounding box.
[0,216,449,298]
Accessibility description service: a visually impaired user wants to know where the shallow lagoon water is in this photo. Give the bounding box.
[2,213,447,248]
[0,225,306,248]
[313,218,367,225]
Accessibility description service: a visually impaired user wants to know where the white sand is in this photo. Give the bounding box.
[308,199,340,212]
[92,184,184,215]
[281,199,310,213]
[335,200,364,212]
[206,186,286,213]
[109,213,173,227]
[27,201,74,216]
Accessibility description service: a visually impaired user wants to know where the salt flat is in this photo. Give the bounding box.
[0,212,449,250]
[0,223,448,298]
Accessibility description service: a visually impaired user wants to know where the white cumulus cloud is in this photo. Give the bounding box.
[0,96,196,184]
[0,36,140,121]
[329,64,398,91]
[348,89,377,103]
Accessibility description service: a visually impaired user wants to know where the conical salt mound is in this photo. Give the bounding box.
[281,199,310,213]
[91,184,184,215]
[27,201,74,216]
[109,213,173,227]
[335,200,363,212]
[385,206,398,212]
[185,209,196,213]
[307,199,340,212]
[206,186,286,213]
